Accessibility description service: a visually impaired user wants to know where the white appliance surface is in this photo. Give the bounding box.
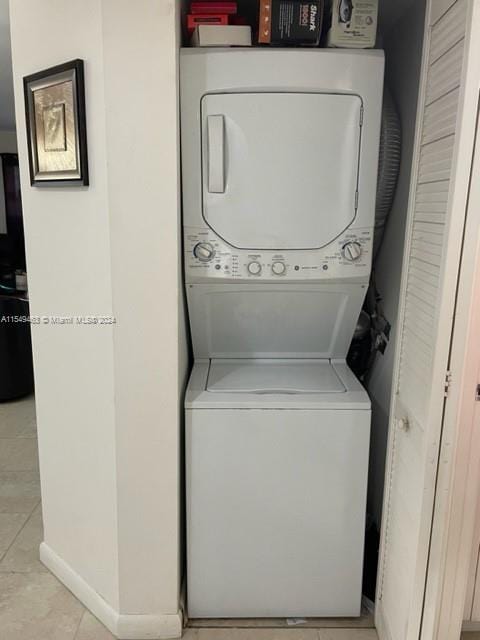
[186,359,370,410]
[181,48,384,286]
[207,359,345,394]
[182,48,383,619]
[201,92,362,250]
[187,283,367,360]
[186,378,371,617]
[183,225,373,283]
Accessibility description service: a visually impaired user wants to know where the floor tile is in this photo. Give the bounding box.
[0,504,46,572]
[0,471,41,514]
[317,630,378,639]
[0,439,39,472]
[0,396,36,438]
[196,629,318,640]
[75,610,116,640]
[0,571,85,640]
[0,513,29,558]
[0,418,37,439]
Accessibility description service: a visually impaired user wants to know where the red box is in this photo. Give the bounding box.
[190,2,237,15]
[187,13,229,35]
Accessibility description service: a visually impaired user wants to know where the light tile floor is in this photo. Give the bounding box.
[0,395,475,640]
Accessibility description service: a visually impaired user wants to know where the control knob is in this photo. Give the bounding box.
[342,241,362,262]
[193,242,215,262]
[271,261,286,276]
[247,261,262,275]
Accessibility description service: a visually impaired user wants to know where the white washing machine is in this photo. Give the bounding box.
[181,48,384,618]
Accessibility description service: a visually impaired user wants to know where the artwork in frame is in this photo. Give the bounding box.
[23,59,88,186]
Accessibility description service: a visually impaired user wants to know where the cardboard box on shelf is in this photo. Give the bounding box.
[258,0,323,46]
[326,0,378,48]
[191,24,252,46]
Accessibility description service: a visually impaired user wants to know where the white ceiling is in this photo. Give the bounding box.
[0,0,15,131]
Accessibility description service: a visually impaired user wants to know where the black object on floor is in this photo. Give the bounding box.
[0,295,34,401]
[363,516,380,601]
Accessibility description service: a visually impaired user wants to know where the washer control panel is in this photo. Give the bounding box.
[185,227,372,282]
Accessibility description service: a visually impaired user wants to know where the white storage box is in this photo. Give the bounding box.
[326,0,378,48]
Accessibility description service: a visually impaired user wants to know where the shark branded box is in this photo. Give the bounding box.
[258,0,323,46]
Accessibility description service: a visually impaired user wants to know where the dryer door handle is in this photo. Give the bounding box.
[207,115,225,194]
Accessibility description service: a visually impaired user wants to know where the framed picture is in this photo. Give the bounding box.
[23,59,88,186]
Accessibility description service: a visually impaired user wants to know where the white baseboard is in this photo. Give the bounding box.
[40,543,183,639]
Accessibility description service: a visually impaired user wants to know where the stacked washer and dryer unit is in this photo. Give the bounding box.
[181,49,384,618]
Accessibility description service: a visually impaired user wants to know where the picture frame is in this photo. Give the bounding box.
[23,59,89,186]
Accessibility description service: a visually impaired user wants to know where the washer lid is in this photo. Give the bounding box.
[206,359,346,394]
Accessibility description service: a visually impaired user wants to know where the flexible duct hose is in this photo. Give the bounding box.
[350,89,402,374]
[373,88,402,259]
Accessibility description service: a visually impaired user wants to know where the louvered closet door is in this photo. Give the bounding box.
[376,1,475,639]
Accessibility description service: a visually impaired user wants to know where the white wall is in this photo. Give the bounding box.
[100,0,186,615]
[0,129,17,234]
[366,0,426,526]
[9,1,119,607]
[9,1,187,635]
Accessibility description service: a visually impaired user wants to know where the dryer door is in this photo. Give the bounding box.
[201,92,362,250]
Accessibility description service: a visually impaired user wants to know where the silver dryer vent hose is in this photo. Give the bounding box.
[373,88,402,259]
